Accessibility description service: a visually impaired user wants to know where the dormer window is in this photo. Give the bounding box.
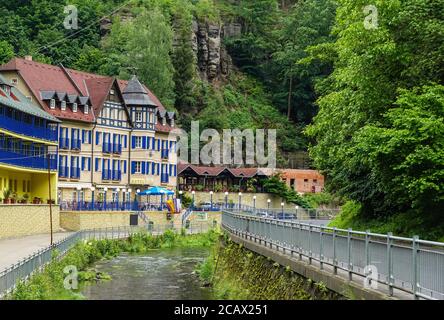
[72,103,78,113]
[84,104,89,114]
[162,117,166,126]
[50,99,56,109]
[61,101,66,111]
[110,89,115,95]
[11,78,18,86]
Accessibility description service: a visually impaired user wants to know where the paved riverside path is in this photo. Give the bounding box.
[0,232,73,272]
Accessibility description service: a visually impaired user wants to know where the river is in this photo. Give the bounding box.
[81,247,213,300]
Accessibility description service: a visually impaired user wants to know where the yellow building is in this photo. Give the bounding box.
[0,74,59,204]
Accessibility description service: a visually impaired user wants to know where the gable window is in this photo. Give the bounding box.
[11,78,18,86]
[135,136,142,149]
[72,103,78,112]
[50,99,55,109]
[61,101,66,111]
[135,111,143,122]
[84,104,89,114]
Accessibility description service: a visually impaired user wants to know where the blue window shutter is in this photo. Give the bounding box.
[88,130,92,143]
[157,163,160,175]
[174,165,177,177]
[123,161,127,174]
[152,138,156,150]
[124,135,127,148]
[131,161,136,174]
[151,162,155,175]
[131,136,136,149]
[82,130,85,143]
[81,157,85,170]
[96,131,100,145]
[141,162,146,174]
[157,139,160,151]
[95,158,99,171]
[142,137,147,149]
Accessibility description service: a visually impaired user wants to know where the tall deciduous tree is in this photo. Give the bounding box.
[102,8,176,108]
[307,0,444,218]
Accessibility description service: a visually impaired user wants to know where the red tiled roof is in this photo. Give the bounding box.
[178,163,261,178]
[0,58,168,128]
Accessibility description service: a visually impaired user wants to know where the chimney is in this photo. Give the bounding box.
[24,55,33,61]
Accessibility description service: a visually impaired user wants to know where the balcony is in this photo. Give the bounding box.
[102,169,112,181]
[112,170,121,181]
[102,142,112,154]
[113,144,122,155]
[70,167,80,179]
[161,149,169,160]
[161,173,169,184]
[71,139,81,151]
[0,114,58,142]
[59,138,70,149]
[0,149,57,171]
[59,166,69,178]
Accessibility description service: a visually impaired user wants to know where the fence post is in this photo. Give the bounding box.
[365,230,370,269]
[333,227,337,275]
[387,232,394,296]
[347,228,352,281]
[412,235,419,300]
[308,224,312,265]
[319,226,324,270]
[298,223,302,261]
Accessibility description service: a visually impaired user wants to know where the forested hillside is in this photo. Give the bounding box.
[0,0,442,238]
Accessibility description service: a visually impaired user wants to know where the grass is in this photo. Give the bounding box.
[6,229,219,300]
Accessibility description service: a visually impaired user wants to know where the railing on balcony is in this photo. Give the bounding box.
[59,166,69,178]
[161,173,169,184]
[71,139,81,151]
[102,142,112,154]
[102,169,112,181]
[112,170,121,181]
[0,115,58,142]
[161,149,169,160]
[70,167,80,179]
[113,144,122,155]
[0,149,57,171]
[59,138,69,149]
[60,201,168,212]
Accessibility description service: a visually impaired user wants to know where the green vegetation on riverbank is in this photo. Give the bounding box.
[7,230,218,300]
[196,235,341,300]
[329,201,444,242]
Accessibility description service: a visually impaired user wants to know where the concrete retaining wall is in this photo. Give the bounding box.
[0,204,60,239]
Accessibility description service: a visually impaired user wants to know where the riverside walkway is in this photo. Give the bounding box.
[221,210,444,300]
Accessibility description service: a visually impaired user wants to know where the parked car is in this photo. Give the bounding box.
[275,213,297,220]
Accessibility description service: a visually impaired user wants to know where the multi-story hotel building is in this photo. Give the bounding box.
[0,74,59,203]
[0,57,178,205]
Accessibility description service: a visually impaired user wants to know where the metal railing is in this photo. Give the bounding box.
[0,222,214,297]
[222,210,444,300]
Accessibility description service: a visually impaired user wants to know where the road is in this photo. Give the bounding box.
[0,232,73,272]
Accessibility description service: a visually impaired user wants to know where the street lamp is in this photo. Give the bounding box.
[295,205,299,219]
[76,186,82,211]
[115,188,120,211]
[210,191,213,211]
[90,187,95,210]
[224,191,229,209]
[253,195,257,213]
[136,189,141,210]
[104,187,108,211]
[127,188,132,210]
[267,199,271,214]
[238,192,242,211]
[179,190,183,202]
[281,202,285,218]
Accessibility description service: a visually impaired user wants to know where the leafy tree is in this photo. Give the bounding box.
[307,0,444,218]
[263,173,311,208]
[102,7,176,108]
[0,41,14,64]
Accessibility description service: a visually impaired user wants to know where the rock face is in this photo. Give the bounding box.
[191,20,240,83]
